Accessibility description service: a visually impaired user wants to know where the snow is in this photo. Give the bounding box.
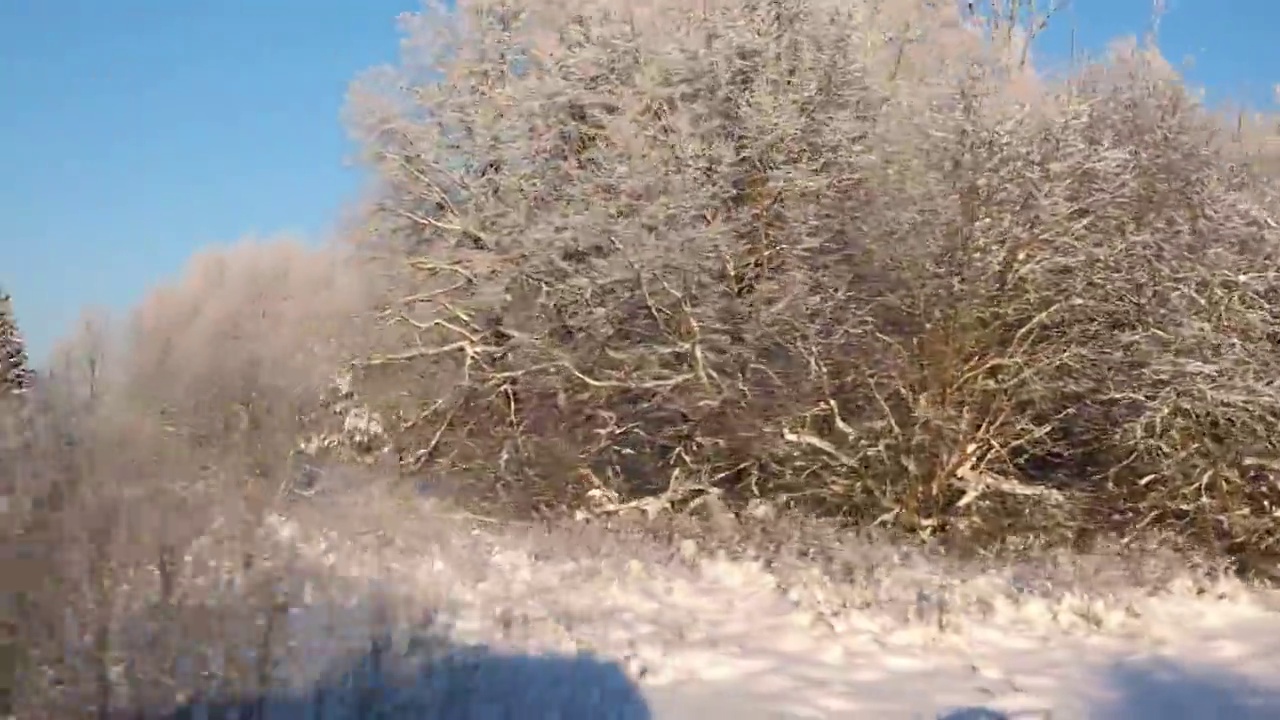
[247,493,1280,719]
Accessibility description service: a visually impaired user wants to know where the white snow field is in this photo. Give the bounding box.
[246,488,1280,719]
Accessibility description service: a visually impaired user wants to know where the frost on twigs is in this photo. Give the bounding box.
[331,0,1280,565]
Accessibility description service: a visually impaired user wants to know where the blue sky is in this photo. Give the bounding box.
[1,0,1276,362]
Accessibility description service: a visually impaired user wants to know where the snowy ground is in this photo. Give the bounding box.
[239,489,1280,719]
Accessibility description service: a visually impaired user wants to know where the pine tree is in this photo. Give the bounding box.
[0,290,32,395]
[0,290,27,717]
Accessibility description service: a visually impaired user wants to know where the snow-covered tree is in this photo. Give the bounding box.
[0,290,32,395]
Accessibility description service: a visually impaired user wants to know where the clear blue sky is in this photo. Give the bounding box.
[0,1,1276,362]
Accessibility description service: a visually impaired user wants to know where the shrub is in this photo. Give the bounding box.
[344,0,1280,560]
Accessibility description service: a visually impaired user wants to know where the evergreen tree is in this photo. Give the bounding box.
[0,290,32,395]
[0,289,26,718]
